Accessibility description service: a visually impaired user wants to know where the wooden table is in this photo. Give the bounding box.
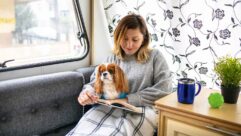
[155,88,241,136]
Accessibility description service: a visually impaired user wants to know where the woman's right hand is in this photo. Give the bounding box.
[78,91,99,106]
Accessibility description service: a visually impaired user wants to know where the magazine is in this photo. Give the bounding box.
[97,99,143,114]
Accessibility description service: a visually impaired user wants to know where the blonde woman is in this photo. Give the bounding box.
[67,14,173,136]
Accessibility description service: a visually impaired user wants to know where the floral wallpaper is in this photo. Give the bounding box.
[102,0,241,89]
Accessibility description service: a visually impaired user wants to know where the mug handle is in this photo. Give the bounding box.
[195,82,201,96]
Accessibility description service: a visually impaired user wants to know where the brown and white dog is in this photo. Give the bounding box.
[94,63,128,100]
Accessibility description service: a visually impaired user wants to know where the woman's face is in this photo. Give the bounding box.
[120,28,144,55]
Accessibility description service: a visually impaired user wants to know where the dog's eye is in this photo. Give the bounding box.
[99,69,104,74]
[108,69,114,74]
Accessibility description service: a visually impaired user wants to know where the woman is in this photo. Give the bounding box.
[66,14,173,136]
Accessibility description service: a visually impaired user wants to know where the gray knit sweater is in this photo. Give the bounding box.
[83,49,173,107]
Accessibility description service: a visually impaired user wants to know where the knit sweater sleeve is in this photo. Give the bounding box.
[127,50,173,106]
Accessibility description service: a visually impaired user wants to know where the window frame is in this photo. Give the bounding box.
[0,0,90,72]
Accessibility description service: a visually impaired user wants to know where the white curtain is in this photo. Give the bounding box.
[92,1,113,65]
[98,0,241,89]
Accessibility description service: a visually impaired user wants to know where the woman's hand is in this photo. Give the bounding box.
[78,91,99,106]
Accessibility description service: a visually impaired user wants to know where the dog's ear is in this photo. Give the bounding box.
[114,65,128,93]
[94,65,103,94]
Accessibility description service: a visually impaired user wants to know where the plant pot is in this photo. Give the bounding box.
[221,86,240,104]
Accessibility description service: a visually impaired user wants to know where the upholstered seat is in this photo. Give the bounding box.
[0,67,95,136]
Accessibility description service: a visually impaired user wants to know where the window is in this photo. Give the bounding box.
[0,0,89,70]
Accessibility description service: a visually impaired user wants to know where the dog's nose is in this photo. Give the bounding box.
[103,72,108,77]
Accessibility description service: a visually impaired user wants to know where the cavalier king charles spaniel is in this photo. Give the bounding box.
[94,63,129,100]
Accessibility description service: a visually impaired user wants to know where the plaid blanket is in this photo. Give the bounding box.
[66,105,157,136]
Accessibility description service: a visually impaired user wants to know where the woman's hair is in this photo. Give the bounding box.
[113,14,151,63]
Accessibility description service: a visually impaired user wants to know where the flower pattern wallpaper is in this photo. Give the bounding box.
[102,0,241,89]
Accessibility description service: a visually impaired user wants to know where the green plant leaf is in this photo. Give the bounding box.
[214,56,241,87]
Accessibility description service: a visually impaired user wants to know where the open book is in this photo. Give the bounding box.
[97,99,143,114]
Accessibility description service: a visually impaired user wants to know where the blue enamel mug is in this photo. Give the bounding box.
[177,78,201,104]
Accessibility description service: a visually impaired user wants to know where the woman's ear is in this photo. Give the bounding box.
[115,65,128,93]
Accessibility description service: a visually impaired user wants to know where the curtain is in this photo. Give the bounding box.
[100,0,241,89]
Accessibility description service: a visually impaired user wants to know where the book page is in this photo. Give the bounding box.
[97,99,143,114]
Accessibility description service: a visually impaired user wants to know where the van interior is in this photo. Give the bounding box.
[0,0,241,136]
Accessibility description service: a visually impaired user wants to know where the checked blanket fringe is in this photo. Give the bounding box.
[66,105,157,136]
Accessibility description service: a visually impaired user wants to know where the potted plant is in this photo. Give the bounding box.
[214,56,241,104]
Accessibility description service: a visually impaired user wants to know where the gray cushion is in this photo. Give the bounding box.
[76,66,96,84]
[0,71,84,136]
